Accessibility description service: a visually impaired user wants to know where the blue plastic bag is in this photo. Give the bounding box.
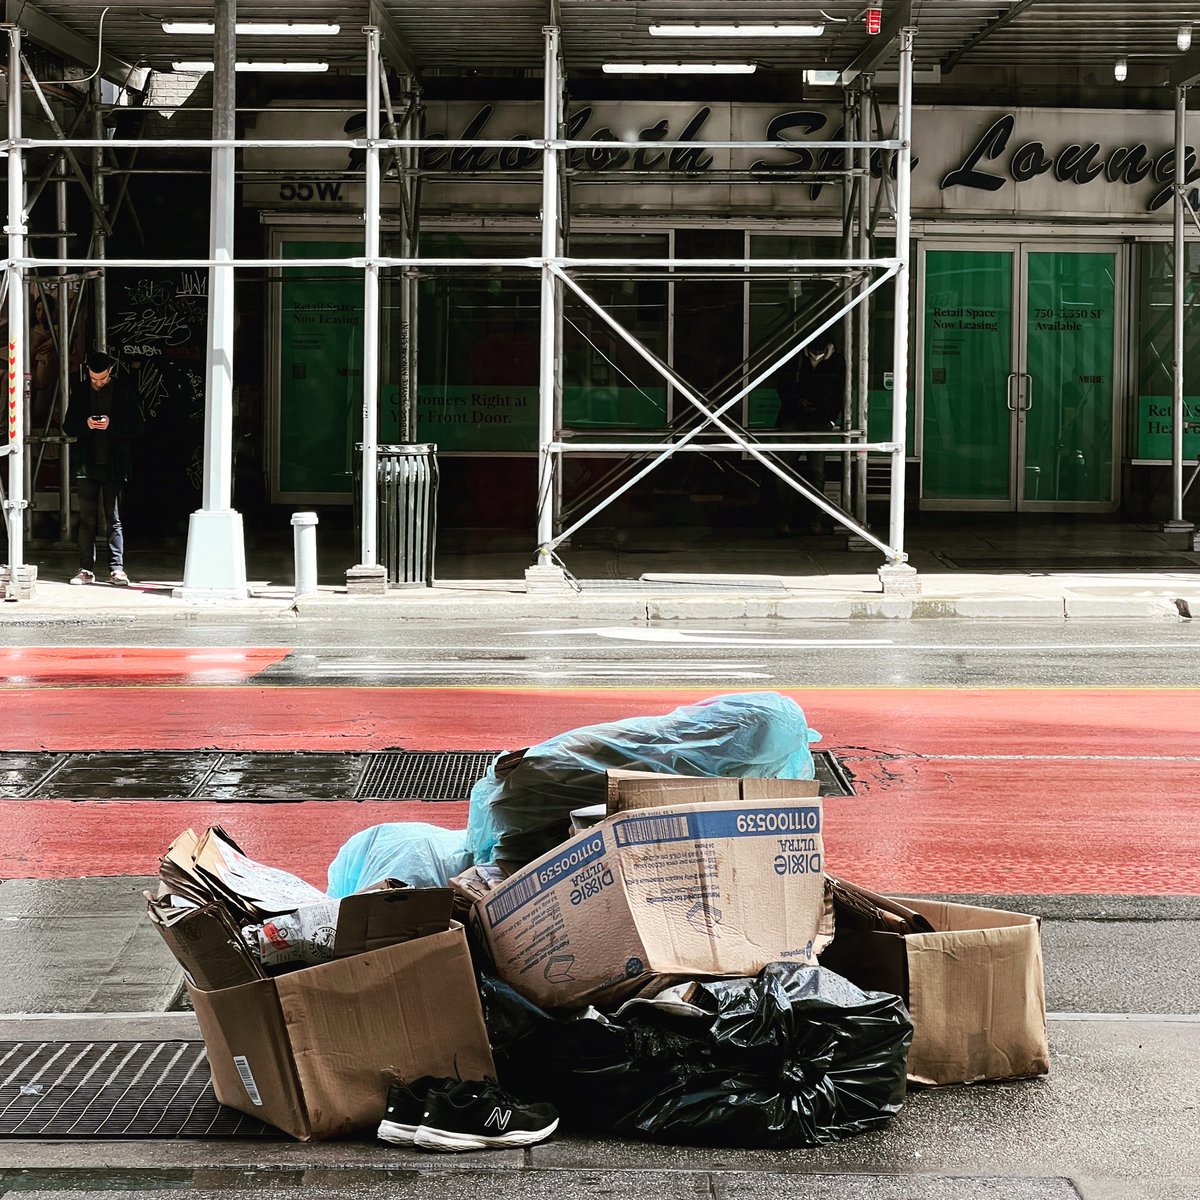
[326,821,471,895]
[465,691,821,869]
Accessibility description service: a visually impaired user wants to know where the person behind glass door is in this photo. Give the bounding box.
[64,351,144,586]
[773,337,846,535]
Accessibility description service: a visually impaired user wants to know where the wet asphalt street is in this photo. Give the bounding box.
[2,614,1197,687]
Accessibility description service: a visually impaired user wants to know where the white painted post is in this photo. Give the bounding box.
[291,511,319,598]
[178,0,248,598]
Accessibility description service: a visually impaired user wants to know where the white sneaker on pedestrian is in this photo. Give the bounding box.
[109,569,130,587]
[69,569,95,585]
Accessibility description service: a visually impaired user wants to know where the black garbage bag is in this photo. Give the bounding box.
[482,963,912,1148]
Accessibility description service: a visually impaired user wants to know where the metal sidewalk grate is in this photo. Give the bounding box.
[355,751,499,799]
[0,749,852,800]
[0,1041,275,1139]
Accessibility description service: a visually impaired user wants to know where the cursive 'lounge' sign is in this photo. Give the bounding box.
[942,113,1199,211]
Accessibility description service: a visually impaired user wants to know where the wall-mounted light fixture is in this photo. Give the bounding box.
[1179,24,1193,51]
[1113,57,1128,82]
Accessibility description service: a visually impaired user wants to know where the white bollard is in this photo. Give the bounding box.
[291,511,319,598]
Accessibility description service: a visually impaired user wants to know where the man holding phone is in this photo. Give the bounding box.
[64,351,145,586]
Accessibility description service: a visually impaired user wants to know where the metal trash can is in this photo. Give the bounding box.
[356,443,439,586]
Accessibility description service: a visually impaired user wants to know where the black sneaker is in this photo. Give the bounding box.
[413,1079,559,1152]
[377,1076,455,1145]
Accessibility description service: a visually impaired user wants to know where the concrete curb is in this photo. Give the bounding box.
[0,575,1196,623]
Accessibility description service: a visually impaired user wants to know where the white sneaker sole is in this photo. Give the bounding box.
[412,1118,558,1152]
[376,1118,420,1145]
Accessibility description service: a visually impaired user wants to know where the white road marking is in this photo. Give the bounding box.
[1048,1013,1200,1022]
[311,662,771,679]
[518,627,893,647]
[915,754,1200,762]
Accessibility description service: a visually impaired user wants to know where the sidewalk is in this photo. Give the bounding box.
[3,518,1199,621]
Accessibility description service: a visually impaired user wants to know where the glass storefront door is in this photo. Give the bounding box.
[921,244,1120,510]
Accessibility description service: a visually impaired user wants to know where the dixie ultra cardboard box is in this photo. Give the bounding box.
[190,921,495,1140]
[819,896,1049,1086]
[476,779,826,1011]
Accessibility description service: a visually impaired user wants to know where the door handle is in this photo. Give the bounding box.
[1020,372,1034,412]
[1006,372,1018,411]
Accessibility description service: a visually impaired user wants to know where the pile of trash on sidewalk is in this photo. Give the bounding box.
[147,692,1050,1148]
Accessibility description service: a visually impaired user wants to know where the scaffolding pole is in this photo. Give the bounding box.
[90,74,106,352]
[3,24,31,599]
[55,151,70,546]
[879,25,919,593]
[352,25,384,583]
[855,77,873,531]
[531,24,563,577]
[1166,83,1195,534]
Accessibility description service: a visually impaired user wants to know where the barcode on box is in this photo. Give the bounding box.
[484,871,539,926]
[615,813,692,847]
[232,1054,262,1106]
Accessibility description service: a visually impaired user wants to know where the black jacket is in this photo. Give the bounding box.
[776,346,846,430]
[65,374,144,482]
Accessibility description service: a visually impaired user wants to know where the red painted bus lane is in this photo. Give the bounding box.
[2,684,1197,755]
[3,685,1197,895]
[3,763,1195,894]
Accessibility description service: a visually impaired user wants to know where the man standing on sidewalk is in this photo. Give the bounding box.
[64,351,144,586]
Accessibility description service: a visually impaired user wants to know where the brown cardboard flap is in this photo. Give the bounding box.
[606,770,820,814]
[332,887,454,957]
[189,976,310,1139]
[276,923,495,1139]
[151,902,265,990]
[737,777,821,800]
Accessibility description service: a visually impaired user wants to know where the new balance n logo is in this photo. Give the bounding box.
[484,1106,512,1131]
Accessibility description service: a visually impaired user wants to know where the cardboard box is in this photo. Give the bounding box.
[605,769,820,815]
[190,921,495,1140]
[818,896,1049,1086]
[476,786,826,1010]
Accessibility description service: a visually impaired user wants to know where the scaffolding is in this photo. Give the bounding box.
[4,7,921,599]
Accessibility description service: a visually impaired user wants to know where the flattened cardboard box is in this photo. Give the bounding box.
[819,897,1049,1086]
[477,787,826,1010]
[190,922,495,1141]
